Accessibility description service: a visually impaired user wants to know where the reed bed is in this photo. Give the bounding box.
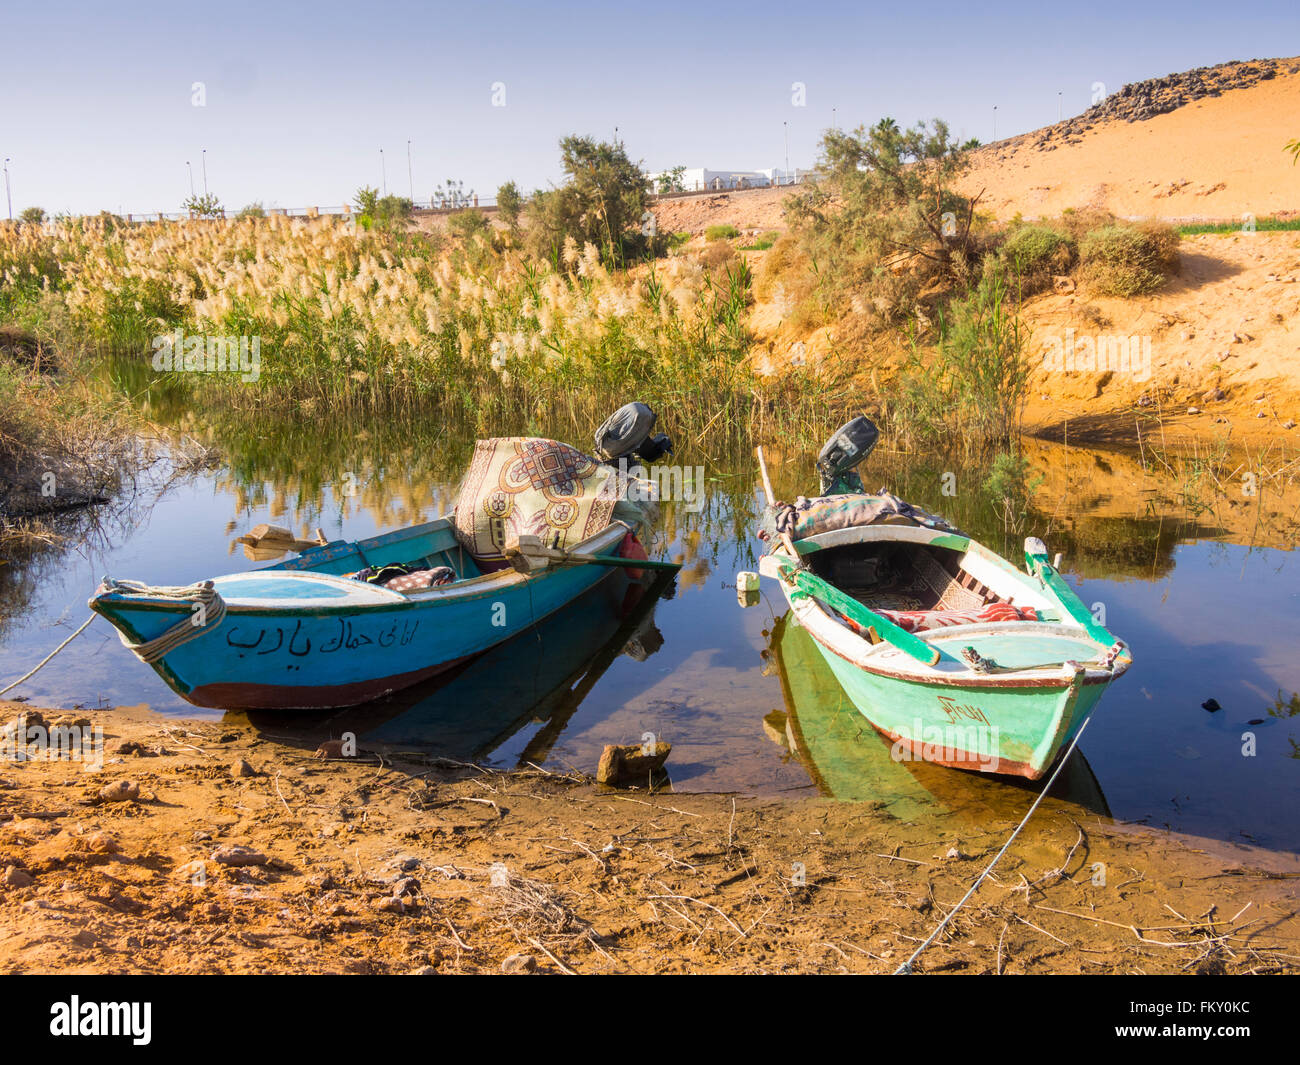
[0,215,855,450]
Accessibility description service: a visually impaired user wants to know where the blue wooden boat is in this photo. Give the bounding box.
[90,406,679,712]
[89,516,643,710]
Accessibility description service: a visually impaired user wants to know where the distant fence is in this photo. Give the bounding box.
[123,197,499,223]
[119,178,813,224]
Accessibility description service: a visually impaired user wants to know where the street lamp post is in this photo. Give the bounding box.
[3,158,11,221]
[380,148,387,195]
[201,149,208,197]
[406,139,413,203]
[187,161,195,198]
[1058,91,1062,122]
[783,120,789,185]
[993,105,998,141]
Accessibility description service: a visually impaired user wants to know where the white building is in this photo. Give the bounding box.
[649,167,803,192]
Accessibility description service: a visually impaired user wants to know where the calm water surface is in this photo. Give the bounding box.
[2,418,1297,851]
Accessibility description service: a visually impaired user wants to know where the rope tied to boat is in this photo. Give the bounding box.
[893,716,1092,976]
[99,577,227,664]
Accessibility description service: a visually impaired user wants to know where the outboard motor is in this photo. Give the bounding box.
[816,415,878,494]
[594,402,674,465]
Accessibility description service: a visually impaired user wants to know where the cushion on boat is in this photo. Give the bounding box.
[759,492,962,544]
[452,437,649,567]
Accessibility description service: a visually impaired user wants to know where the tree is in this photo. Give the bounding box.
[524,135,655,268]
[496,180,523,232]
[237,202,266,219]
[786,118,979,324]
[1286,138,1300,165]
[18,206,46,226]
[656,166,687,194]
[183,193,224,219]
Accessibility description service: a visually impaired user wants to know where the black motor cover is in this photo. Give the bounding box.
[594,403,673,464]
[816,415,879,492]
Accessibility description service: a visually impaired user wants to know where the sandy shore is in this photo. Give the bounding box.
[1,700,1296,975]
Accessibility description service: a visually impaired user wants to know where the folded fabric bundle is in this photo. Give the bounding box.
[344,562,455,592]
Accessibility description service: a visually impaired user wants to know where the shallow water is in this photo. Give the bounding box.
[2,416,1297,851]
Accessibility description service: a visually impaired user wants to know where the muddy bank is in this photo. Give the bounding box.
[0,701,1296,975]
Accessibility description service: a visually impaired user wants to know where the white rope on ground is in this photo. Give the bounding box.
[0,614,97,697]
[99,578,227,664]
[893,716,1092,975]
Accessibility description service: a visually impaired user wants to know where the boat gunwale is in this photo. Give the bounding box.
[777,525,1131,689]
[90,523,631,618]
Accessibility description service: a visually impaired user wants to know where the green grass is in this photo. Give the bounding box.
[739,230,780,251]
[704,224,740,241]
[1177,217,1300,235]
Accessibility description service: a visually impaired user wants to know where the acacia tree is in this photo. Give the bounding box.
[787,118,980,323]
[525,136,655,268]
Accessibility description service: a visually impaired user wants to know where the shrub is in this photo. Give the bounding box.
[353,187,411,230]
[739,230,780,250]
[237,203,266,219]
[995,224,1077,296]
[1080,222,1179,297]
[448,208,491,241]
[19,207,47,226]
[705,224,739,241]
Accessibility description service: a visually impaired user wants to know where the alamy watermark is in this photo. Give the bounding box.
[890,719,1001,773]
[1,719,104,771]
[151,329,261,382]
[608,457,706,513]
[1040,329,1151,382]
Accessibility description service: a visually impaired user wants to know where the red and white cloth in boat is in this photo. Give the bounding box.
[877,602,1039,633]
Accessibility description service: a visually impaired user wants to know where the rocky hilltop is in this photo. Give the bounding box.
[1023,56,1300,152]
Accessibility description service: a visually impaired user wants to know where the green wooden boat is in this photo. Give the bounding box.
[767,611,1111,818]
[752,418,1132,781]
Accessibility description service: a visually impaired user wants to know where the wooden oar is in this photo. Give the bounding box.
[504,537,681,575]
[1024,538,1115,646]
[772,556,942,667]
[755,446,941,667]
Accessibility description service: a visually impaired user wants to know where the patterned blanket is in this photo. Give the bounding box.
[453,437,623,566]
[759,491,962,544]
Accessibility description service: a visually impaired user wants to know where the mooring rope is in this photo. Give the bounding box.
[893,716,1092,975]
[100,578,227,664]
[0,614,97,697]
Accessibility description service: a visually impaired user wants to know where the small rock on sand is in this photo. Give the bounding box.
[231,758,256,778]
[210,844,267,867]
[98,780,139,804]
[86,832,121,855]
[501,953,537,974]
[3,866,33,888]
[596,741,671,787]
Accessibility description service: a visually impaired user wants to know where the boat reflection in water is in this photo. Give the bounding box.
[766,612,1111,822]
[232,570,674,763]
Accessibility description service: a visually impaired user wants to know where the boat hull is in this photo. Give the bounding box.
[810,635,1109,779]
[90,528,628,711]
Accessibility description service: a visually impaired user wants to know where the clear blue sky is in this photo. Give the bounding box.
[2,0,1297,216]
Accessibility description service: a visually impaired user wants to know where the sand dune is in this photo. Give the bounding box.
[962,59,1300,222]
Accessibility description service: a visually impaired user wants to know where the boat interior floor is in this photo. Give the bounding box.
[807,541,1052,634]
